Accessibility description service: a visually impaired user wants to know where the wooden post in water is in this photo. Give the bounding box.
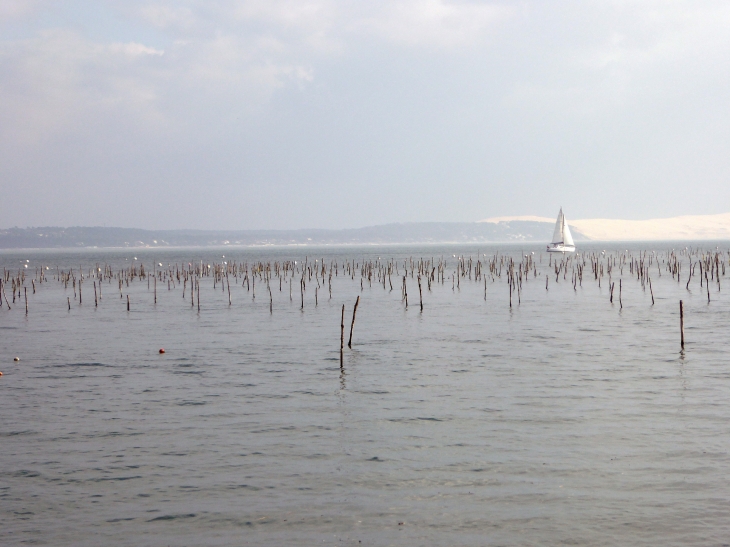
[2,283,15,311]
[680,300,685,350]
[24,287,27,315]
[67,297,71,311]
[649,278,654,305]
[340,304,345,366]
[418,276,423,312]
[94,281,98,307]
[619,279,622,309]
[154,277,157,304]
[348,296,360,349]
[127,295,130,311]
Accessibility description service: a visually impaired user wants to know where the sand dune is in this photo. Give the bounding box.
[480,213,730,241]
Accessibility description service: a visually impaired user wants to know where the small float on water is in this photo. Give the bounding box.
[547,208,575,253]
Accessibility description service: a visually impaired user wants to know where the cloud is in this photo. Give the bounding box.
[3,2,728,146]
[0,0,39,21]
[576,1,730,71]
[355,0,511,48]
[171,33,314,97]
[133,0,511,51]
[2,1,730,229]
[137,4,196,30]
[109,42,164,57]
[0,30,165,144]
[498,0,730,117]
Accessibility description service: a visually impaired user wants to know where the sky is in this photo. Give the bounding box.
[1,0,729,230]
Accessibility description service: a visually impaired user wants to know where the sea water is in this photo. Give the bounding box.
[1,243,729,546]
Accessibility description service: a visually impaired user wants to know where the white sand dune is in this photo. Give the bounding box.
[479,213,730,241]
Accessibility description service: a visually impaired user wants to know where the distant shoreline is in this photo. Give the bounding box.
[0,222,586,250]
[3,216,730,250]
[2,240,730,255]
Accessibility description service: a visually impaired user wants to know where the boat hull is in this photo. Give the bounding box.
[546,244,575,253]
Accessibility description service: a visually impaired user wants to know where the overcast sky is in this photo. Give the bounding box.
[1,1,729,230]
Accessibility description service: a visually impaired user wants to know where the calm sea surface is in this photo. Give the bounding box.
[1,243,730,546]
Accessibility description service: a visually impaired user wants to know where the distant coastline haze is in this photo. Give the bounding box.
[5,210,730,249]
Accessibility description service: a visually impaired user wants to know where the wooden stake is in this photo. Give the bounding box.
[127,294,130,311]
[619,279,622,309]
[680,300,685,350]
[94,281,98,307]
[340,304,345,366]
[649,277,654,305]
[348,296,360,349]
[24,287,27,315]
[417,275,423,312]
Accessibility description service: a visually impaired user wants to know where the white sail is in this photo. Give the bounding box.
[562,215,574,247]
[547,207,576,252]
[551,209,564,244]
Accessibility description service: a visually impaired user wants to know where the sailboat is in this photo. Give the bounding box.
[546,208,576,253]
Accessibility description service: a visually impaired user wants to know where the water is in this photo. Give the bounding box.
[1,244,730,546]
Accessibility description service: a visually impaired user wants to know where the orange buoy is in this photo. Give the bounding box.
[0,371,3,376]
[159,348,165,354]
[13,357,19,362]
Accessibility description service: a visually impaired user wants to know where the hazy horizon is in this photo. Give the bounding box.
[6,210,730,244]
[2,1,729,230]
